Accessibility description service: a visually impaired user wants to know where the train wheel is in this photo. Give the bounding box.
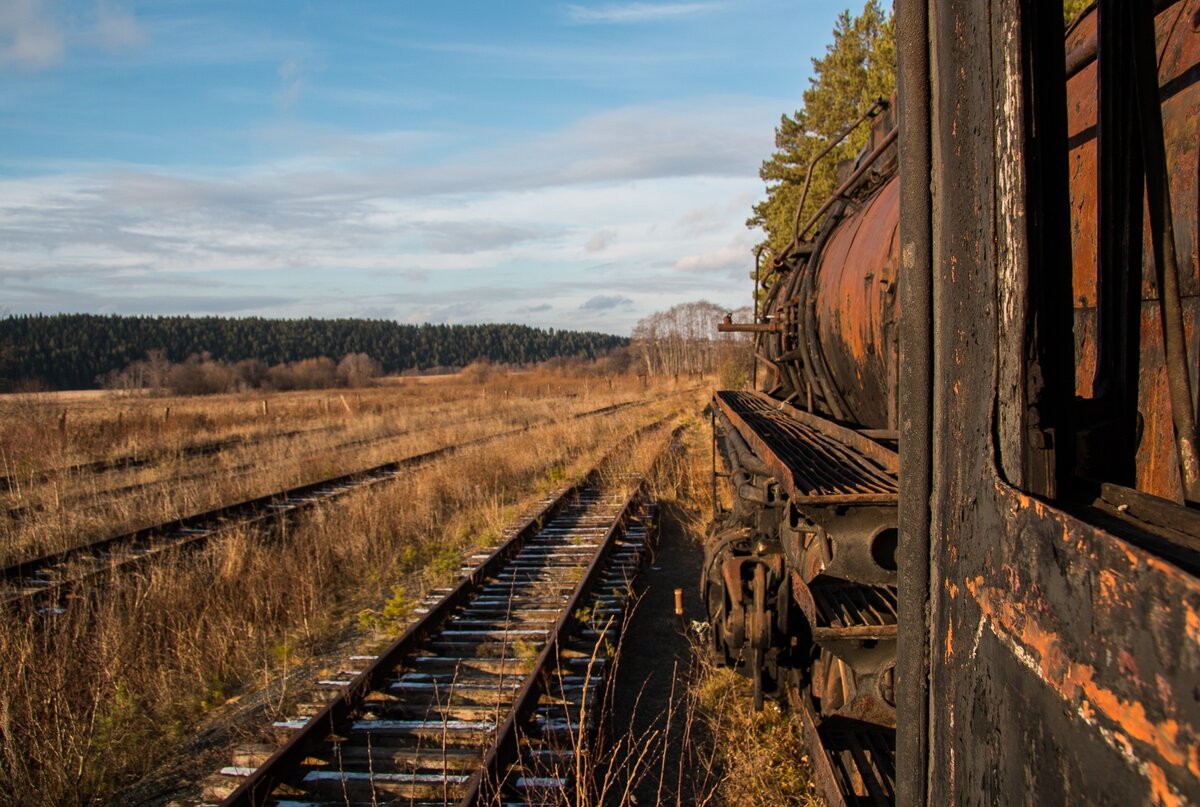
[814,650,855,716]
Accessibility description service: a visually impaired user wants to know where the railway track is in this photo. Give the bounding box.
[0,424,338,493]
[0,398,660,608]
[2,398,650,522]
[195,433,668,806]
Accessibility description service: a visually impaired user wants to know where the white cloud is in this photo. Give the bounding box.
[564,3,724,24]
[275,57,304,110]
[0,0,145,70]
[586,229,616,253]
[0,99,774,331]
[0,0,64,69]
[92,1,143,51]
[580,294,633,311]
[674,238,753,275]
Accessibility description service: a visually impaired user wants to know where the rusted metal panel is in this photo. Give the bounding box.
[939,482,1200,805]
[1136,299,1200,500]
[815,179,901,431]
[1151,0,1199,301]
[1063,0,1200,500]
[1066,12,1100,319]
[922,0,1200,803]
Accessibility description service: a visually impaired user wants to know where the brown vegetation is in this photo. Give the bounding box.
[659,418,822,805]
[99,350,383,395]
[0,370,662,567]
[0,370,815,805]
[631,300,753,385]
[0,368,703,805]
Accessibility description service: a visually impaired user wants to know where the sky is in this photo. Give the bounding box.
[1,1,852,335]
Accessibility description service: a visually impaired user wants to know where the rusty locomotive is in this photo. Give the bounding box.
[707,1,1200,804]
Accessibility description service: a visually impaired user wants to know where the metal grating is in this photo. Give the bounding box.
[717,391,898,502]
[811,582,898,630]
[820,717,897,806]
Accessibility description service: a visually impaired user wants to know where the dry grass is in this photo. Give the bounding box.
[659,417,823,806]
[692,664,822,805]
[0,374,817,807]
[0,371,664,567]
[500,416,819,807]
[0,371,699,806]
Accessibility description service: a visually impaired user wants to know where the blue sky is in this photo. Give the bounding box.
[1,1,852,335]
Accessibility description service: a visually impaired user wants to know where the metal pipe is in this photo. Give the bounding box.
[789,98,890,251]
[718,411,772,478]
[718,319,785,334]
[798,126,899,241]
[1129,1,1200,502]
[753,245,763,389]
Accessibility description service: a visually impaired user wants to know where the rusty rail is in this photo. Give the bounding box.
[0,397,656,608]
[214,421,676,806]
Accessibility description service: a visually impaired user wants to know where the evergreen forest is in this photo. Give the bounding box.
[0,314,626,391]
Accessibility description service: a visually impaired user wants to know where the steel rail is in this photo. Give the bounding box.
[217,419,673,807]
[0,397,658,607]
[218,478,587,807]
[460,467,652,805]
[3,398,648,521]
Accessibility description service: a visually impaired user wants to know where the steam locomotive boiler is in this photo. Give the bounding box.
[707,1,1200,804]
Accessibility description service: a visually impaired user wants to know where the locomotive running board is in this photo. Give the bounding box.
[713,391,897,505]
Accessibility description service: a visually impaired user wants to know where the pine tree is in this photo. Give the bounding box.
[1063,0,1092,24]
[748,1,895,257]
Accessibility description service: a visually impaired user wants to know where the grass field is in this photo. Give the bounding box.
[0,368,816,806]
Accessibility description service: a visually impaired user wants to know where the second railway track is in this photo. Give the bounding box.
[0,397,665,608]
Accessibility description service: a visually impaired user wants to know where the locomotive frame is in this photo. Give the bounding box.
[707,1,1200,804]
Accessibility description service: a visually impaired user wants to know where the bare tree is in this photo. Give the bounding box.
[630,301,743,378]
[337,353,381,387]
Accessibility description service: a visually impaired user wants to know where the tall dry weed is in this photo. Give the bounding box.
[0,380,655,568]
[0,383,681,806]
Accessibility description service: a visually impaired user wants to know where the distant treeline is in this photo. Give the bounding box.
[0,314,628,391]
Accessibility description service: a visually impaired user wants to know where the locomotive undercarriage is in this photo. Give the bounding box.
[704,391,899,803]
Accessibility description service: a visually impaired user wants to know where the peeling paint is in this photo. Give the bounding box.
[967,578,1195,778]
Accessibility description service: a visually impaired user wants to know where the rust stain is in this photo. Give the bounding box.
[1156,674,1176,719]
[1098,569,1130,608]
[965,578,1195,782]
[1147,760,1185,807]
[1137,305,1184,502]
[1117,649,1141,681]
[998,481,1149,570]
